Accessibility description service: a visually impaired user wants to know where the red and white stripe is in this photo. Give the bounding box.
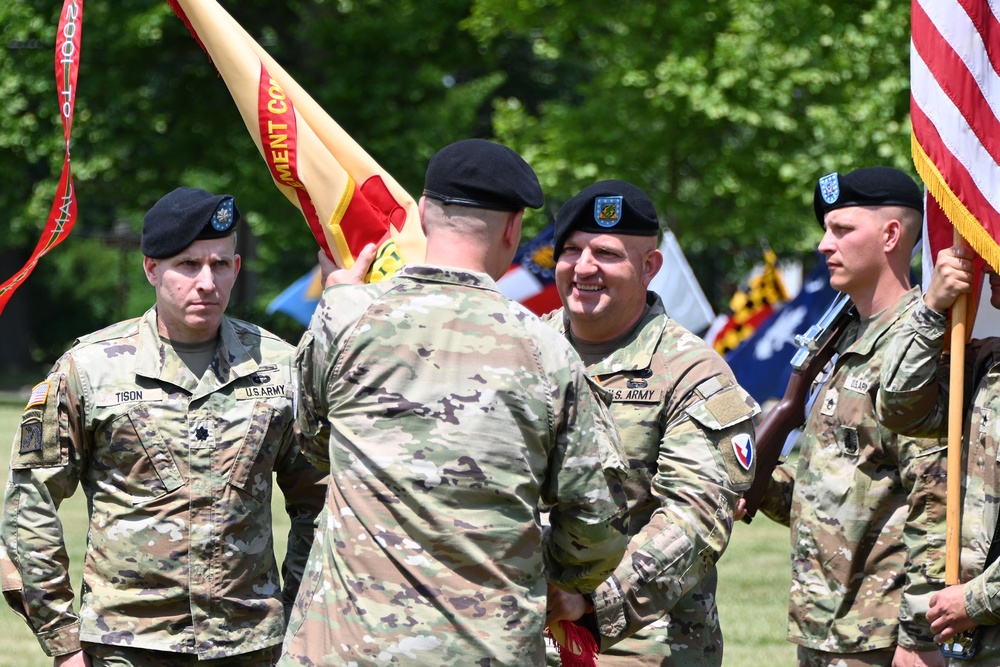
[911,0,1000,269]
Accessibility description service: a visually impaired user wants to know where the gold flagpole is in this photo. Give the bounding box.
[946,228,967,585]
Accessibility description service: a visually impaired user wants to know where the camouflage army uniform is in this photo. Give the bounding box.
[281,264,629,666]
[760,287,946,658]
[0,308,326,660]
[878,300,1000,666]
[545,292,760,666]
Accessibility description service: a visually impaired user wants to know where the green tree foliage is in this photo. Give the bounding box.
[0,0,914,363]
[466,0,914,290]
[0,0,519,360]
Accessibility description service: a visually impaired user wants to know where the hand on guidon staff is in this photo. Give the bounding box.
[927,583,976,644]
[319,242,378,287]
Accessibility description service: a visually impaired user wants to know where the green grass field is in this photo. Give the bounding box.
[0,400,794,665]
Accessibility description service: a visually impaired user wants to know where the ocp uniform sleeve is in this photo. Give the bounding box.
[273,362,328,617]
[758,464,794,527]
[590,369,759,648]
[294,328,332,472]
[895,433,947,651]
[543,362,629,595]
[1,354,89,657]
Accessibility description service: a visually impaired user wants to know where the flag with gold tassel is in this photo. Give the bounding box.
[167,0,425,280]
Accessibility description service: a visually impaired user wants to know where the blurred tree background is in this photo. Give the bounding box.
[0,0,914,377]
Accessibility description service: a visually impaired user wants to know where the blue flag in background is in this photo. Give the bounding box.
[266,266,323,326]
[724,258,837,405]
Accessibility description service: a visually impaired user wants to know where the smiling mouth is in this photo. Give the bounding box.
[575,284,604,292]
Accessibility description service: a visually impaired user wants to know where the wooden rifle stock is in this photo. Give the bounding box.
[741,292,856,523]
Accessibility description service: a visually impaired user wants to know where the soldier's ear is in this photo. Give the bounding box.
[883,218,903,252]
[642,248,663,287]
[143,256,159,287]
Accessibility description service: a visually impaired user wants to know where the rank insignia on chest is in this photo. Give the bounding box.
[821,387,839,416]
[189,420,215,448]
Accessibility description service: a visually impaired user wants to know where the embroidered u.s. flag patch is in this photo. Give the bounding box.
[26,381,50,409]
[732,433,753,470]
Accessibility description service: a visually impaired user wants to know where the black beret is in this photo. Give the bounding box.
[553,180,659,259]
[141,187,240,258]
[422,138,543,212]
[813,167,923,226]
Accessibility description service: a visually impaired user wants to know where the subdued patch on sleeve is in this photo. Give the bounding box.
[11,375,66,469]
[704,387,755,428]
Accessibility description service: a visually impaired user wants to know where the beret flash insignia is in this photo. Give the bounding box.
[211,197,236,232]
[819,173,840,205]
[594,195,623,228]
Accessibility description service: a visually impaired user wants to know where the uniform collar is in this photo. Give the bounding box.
[397,264,500,292]
[134,307,259,396]
[841,286,921,358]
[558,292,668,375]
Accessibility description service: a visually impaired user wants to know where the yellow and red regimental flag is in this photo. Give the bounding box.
[911,0,1000,275]
[167,0,425,280]
[0,0,83,316]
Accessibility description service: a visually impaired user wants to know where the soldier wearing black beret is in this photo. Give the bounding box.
[1,184,328,666]
[321,137,545,286]
[422,138,544,212]
[283,141,630,666]
[747,165,946,667]
[141,186,240,258]
[813,166,924,226]
[544,179,760,666]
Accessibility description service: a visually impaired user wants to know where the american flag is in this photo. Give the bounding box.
[911,0,1000,272]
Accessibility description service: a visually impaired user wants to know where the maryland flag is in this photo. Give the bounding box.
[167,0,425,279]
[710,248,788,355]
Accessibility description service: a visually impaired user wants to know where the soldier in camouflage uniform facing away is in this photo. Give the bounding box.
[542,180,761,666]
[752,167,947,667]
[0,187,327,667]
[280,139,630,666]
[878,245,1000,666]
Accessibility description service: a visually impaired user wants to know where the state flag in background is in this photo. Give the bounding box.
[724,258,837,405]
[708,248,789,355]
[497,225,562,315]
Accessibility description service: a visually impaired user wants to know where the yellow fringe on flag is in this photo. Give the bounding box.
[912,133,1000,273]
